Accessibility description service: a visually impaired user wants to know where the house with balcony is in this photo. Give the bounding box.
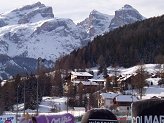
[88,78,105,90]
[71,71,93,82]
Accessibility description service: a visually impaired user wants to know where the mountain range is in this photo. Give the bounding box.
[77,4,144,39]
[0,2,145,79]
[55,14,164,69]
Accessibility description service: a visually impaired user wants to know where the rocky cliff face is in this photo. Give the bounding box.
[78,4,145,39]
[77,10,114,39]
[109,4,145,30]
[0,2,54,25]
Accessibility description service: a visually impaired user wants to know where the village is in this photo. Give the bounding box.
[62,64,164,116]
[1,64,164,123]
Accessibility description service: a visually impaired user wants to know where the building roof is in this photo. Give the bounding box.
[159,92,164,97]
[88,79,105,82]
[117,74,133,82]
[73,80,98,86]
[81,81,99,86]
[100,92,119,99]
[115,95,138,102]
[71,71,93,77]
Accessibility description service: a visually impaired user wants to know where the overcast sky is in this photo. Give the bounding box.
[0,0,164,23]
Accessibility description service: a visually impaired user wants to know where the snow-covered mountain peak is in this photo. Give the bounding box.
[11,2,45,13]
[78,5,145,40]
[89,9,112,20]
[109,4,145,30]
[77,10,114,39]
[0,2,54,26]
[90,9,98,14]
[117,4,141,15]
[90,10,102,15]
[121,4,133,10]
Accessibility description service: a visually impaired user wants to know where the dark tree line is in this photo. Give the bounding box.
[55,15,164,70]
[0,72,52,114]
[0,67,68,114]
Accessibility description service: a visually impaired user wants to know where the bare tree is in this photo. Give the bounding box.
[132,64,147,99]
[51,70,64,97]
[105,76,112,92]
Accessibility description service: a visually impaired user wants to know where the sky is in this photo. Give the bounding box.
[0,0,164,23]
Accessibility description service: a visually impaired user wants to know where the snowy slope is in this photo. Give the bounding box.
[0,2,89,61]
[0,18,88,60]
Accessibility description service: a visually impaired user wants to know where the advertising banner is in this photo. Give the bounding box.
[0,115,16,123]
[29,113,74,123]
[132,98,164,123]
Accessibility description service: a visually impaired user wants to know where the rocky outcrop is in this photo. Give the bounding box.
[109,4,145,30]
[0,2,54,25]
[18,6,54,24]
[77,10,113,39]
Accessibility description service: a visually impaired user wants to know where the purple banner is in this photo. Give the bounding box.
[29,113,74,123]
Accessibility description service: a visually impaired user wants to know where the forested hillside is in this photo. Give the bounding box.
[55,15,164,69]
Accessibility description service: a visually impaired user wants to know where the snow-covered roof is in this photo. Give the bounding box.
[88,79,105,82]
[73,80,98,86]
[100,92,119,99]
[71,71,93,77]
[73,80,81,84]
[81,81,99,86]
[1,80,7,87]
[159,92,164,97]
[142,87,164,99]
[117,74,133,81]
[115,95,138,102]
